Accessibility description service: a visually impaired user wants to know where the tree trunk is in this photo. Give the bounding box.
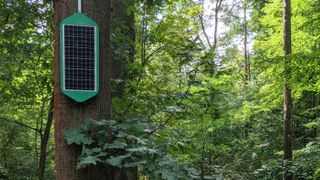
[213,0,223,50]
[39,95,54,180]
[110,0,137,179]
[111,0,135,98]
[283,0,293,179]
[243,0,249,82]
[54,0,115,179]
[199,0,212,48]
[312,92,318,140]
[243,0,250,140]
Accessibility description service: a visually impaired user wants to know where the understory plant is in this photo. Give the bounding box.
[64,117,199,179]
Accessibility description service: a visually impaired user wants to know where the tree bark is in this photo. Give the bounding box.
[283,0,293,179]
[54,0,114,179]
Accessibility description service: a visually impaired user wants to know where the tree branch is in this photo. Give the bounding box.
[0,117,41,133]
[293,113,315,119]
[199,0,212,48]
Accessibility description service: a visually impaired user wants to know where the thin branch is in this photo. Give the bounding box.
[293,113,315,119]
[144,46,164,65]
[144,74,162,92]
[199,0,212,48]
[0,117,41,133]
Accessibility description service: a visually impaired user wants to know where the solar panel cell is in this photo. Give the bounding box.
[63,25,96,91]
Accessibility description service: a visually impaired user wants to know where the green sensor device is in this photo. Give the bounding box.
[60,13,99,102]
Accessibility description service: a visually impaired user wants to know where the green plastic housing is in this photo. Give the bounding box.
[60,13,99,102]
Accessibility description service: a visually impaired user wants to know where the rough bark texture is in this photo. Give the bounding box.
[283,0,293,179]
[54,0,114,179]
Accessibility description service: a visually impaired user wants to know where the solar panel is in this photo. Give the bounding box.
[63,25,96,91]
[60,13,99,102]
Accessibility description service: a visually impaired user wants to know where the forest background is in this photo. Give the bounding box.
[0,0,320,179]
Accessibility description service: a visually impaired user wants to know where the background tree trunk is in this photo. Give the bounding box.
[39,95,54,180]
[111,0,135,98]
[243,0,249,83]
[283,0,293,179]
[213,0,223,50]
[110,0,137,179]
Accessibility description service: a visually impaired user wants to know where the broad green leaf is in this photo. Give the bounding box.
[106,155,128,167]
[124,160,147,168]
[63,128,93,145]
[104,141,127,149]
[76,156,99,169]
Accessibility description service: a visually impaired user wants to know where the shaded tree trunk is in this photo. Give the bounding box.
[243,0,250,140]
[243,0,249,82]
[111,0,135,98]
[110,0,137,179]
[39,95,54,180]
[283,0,293,179]
[312,92,318,140]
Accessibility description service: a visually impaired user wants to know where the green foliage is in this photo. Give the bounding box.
[0,0,54,179]
[64,118,198,179]
[292,139,320,179]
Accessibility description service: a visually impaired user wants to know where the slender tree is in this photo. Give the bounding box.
[243,0,249,83]
[198,0,223,50]
[283,0,293,179]
[39,95,54,180]
[213,0,223,50]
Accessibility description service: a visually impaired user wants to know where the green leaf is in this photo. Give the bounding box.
[82,137,94,145]
[63,128,93,145]
[92,147,102,153]
[76,156,99,169]
[106,155,128,167]
[63,128,83,145]
[161,169,177,180]
[104,141,127,149]
[127,147,157,155]
[80,119,92,131]
[93,119,110,126]
[124,160,147,168]
[127,147,148,154]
